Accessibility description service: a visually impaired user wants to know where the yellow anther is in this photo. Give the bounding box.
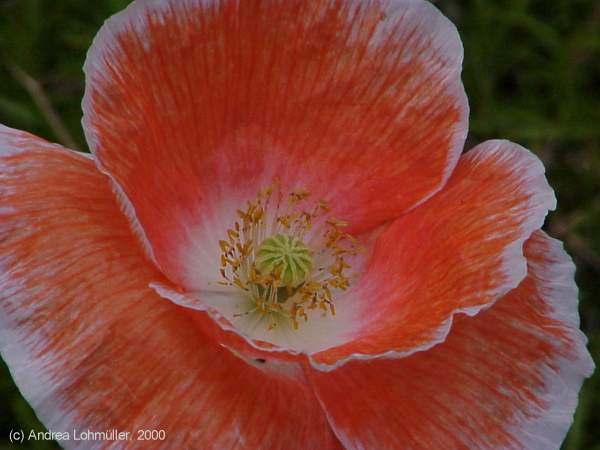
[237,209,250,221]
[318,199,330,211]
[326,217,348,227]
[219,240,231,252]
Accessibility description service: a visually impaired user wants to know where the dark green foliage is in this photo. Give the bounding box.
[0,0,598,448]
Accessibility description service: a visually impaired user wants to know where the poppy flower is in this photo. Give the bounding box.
[0,0,594,448]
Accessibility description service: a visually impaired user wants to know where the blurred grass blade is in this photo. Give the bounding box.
[7,63,77,149]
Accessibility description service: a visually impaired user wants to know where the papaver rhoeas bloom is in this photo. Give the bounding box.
[0,0,595,448]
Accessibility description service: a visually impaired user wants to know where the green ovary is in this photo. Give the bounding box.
[255,234,313,288]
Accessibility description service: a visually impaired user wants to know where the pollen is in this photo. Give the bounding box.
[218,181,360,331]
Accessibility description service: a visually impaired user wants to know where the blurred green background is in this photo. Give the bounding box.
[0,0,598,448]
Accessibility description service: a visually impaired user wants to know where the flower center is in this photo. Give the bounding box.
[218,181,360,331]
[255,234,313,289]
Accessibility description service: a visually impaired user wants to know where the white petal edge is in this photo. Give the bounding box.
[506,231,594,450]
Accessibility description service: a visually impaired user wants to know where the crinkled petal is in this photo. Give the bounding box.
[150,280,306,360]
[0,125,340,450]
[82,0,468,288]
[312,140,557,368]
[307,231,594,450]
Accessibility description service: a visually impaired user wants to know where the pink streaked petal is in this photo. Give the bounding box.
[0,125,340,449]
[312,140,557,369]
[82,0,468,289]
[307,231,594,450]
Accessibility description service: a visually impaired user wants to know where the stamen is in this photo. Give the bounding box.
[218,182,360,331]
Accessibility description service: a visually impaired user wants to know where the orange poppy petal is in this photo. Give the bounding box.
[0,125,341,449]
[82,0,468,288]
[307,231,594,449]
[312,140,557,368]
